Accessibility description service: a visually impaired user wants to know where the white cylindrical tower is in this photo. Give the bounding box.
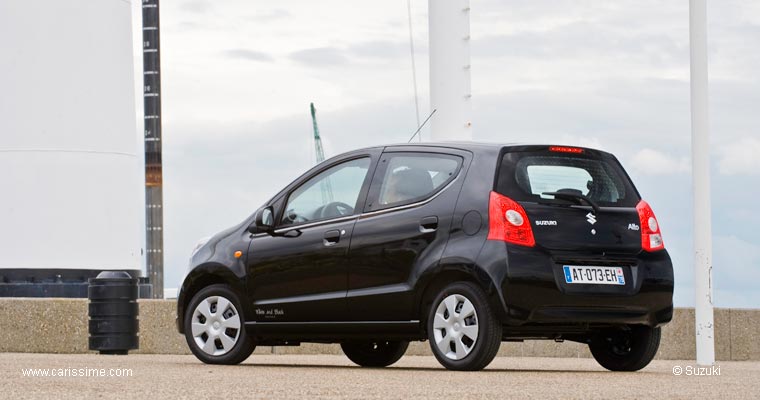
[0,0,141,293]
[429,0,473,141]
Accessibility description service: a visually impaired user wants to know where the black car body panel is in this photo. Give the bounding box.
[177,142,674,344]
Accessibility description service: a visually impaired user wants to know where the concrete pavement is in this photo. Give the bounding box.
[2,353,758,399]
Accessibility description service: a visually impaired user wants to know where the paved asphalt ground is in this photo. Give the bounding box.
[3,353,758,399]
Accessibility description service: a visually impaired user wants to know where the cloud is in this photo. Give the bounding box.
[474,21,688,66]
[222,49,274,62]
[629,148,690,175]
[178,0,213,14]
[717,137,760,175]
[713,235,760,307]
[248,9,291,22]
[289,47,348,66]
[347,40,418,60]
[286,40,421,67]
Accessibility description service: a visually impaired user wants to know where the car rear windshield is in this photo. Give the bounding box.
[495,149,640,207]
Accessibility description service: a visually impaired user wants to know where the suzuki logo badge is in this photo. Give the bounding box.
[586,212,597,225]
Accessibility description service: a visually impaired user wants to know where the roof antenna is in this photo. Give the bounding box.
[407,109,436,143]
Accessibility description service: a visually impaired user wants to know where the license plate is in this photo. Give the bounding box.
[563,265,625,285]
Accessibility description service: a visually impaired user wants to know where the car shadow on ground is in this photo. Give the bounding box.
[225,362,656,374]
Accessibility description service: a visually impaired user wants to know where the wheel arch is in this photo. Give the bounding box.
[177,263,250,334]
[413,263,505,332]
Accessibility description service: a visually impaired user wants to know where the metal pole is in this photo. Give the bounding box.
[689,0,715,365]
[406,0,422,136]
[143,0,164,299]
[428,0,472,141]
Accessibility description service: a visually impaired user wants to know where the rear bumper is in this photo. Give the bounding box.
[525,304,673,327]
[478,241,674,328]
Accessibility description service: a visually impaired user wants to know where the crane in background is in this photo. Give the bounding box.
[310,102,333,203]
[311,102,326,163]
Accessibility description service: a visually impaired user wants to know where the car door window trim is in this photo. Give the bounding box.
[272,215,357,234]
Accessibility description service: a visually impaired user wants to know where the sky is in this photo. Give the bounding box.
[130,0,760,308]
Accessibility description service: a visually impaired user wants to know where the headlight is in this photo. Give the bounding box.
[190,236,212,259]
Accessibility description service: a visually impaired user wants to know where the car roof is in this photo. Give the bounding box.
[355,141,609,155]
[347,141,512,153]
[385,141,513,151]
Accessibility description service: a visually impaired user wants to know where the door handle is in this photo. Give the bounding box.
[419,216,438,232]
[323,229,341,246]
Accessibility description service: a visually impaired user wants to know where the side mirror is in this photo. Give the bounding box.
[250,206,274,234]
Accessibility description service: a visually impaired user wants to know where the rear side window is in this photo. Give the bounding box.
[496,150,639,207]
[368,153,461,210]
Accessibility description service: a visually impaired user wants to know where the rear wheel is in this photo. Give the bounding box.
[184,284,255,364]
[427,282,501,371]
[589,325,661,371]
[341,340,409,367]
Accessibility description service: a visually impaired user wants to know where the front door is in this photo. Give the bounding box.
[246,156,374,322]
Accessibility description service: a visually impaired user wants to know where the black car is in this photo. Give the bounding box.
[177,143,673,371]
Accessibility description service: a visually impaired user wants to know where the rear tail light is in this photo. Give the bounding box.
[487,191,535,247]
[636,200,664,252]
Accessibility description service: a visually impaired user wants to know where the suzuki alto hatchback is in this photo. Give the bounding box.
[177,143,673,371]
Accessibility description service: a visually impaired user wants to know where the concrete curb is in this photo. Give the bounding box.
[0,299,757,360]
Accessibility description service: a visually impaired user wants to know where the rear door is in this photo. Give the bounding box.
[346,149,466,321]
[495,146,643,255]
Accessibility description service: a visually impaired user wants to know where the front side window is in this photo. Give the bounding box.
[374,153,461,209]
[280,157,370,226]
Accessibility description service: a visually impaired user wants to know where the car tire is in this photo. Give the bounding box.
[184,284,256,365]
[341,340,409,367]
[427,282,501,371]
[589,325,661,371]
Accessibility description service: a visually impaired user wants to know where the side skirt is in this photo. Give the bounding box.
[245,320,424,342]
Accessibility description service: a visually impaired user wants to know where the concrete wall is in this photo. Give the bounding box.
[0,299,758,360]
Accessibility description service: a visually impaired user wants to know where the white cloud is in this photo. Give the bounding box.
[553,135,605,151]
[629,148,690,175]
[717,136,760,175]
[713,235,760,308]
[222,49,274,62]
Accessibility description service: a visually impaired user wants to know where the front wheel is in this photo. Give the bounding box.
[589,325,661,371]
[427,282,502,371]
[341,340,409,367]
[184,284,256,364]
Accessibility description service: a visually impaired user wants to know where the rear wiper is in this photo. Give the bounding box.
[542,191,600,215]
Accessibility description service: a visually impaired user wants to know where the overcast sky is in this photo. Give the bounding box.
[131,0,759,308]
